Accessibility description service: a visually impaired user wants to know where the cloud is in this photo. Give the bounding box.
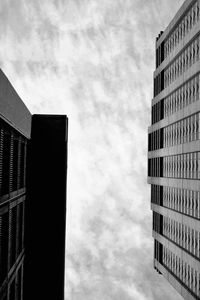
[0,0,185,299]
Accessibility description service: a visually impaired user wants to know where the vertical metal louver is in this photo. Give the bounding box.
[1,132,11,196]
[0,211,9,285]
[19,142,25,189]
[12,139,19,192]
[9,135,14,194]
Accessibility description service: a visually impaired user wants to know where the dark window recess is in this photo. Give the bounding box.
[148,157,163,177]
[161,70,164,91]
[151,99,164,125]
[19,143,25,189]
[160,128,163,149]
[160,214,162,234]
[148,133,151,151]
[148,159,151,177]
[151,104,154,124]
[156,48,159,68]
[1,133,11,196]
[10,207,17,268]
[148,129,164,151]
[12,139,19,192]
[154,240,163,265]
[160,99,164,119]
[160,186,163,206]
[160,157,163,177]
[0,212,9,285]
[153,212,163,235]
[151,185,163,206]
[160,42,164,63]
[148,158,152,177]
[156,41,164,68]
[154,71,165,97]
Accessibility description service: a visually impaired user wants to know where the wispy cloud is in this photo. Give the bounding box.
[0,0,184,299]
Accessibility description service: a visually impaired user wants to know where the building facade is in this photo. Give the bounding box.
[148,0,200,299]
[0,69,67,299]
[0,69,31,300]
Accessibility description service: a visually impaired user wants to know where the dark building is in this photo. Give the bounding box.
[24,114,67,300]
[148,0,200,299]
[0,69,67,299]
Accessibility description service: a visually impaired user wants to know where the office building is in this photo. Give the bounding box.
[0,69,67,299]
[148,0,200,299]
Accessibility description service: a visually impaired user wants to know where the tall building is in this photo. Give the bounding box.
[24,114,67,300]
[0,69,67,299]
[148,0,200,299]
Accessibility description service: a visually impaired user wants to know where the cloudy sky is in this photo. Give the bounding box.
[0,0,185,299]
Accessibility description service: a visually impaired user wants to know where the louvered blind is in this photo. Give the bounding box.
[0,211,9,285]
[0,116,28,299]
[19,142,25,189]
[1,132,11,196]
[12,139,19,192]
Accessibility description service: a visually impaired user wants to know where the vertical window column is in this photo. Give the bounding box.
[1,132,11,196]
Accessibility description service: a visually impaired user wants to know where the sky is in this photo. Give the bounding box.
[0,0,186,299]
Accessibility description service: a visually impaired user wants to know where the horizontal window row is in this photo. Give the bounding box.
[163,216,200,258]
[0,203,24,287]
[163,112,200,147]
[164,0,200,59]
[164,73,200,118]
[0,126,27,197]
[164,35,200,88]
[163,186,200,219]
[151,73,199,126]
[151,185,200,220]
[163,246,200,297]
[148,128,163,151]
[163,152,200,179]
[149,152,200,178]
